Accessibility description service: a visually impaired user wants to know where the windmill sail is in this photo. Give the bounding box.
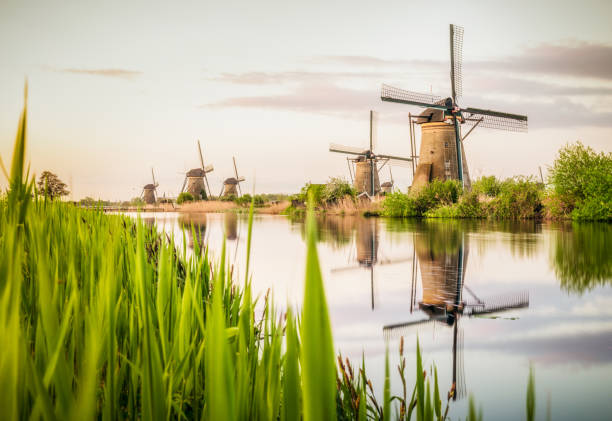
[330,143,368,155]
[381,84,447,109]
[463,107,528,132]
[450,24,464,102]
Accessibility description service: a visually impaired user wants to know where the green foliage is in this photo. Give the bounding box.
[382,192,419,217]
[234,193,252,206]
[548,141,612,221]
[301,194,337,421]
[176,191,194,204]
[489,177,543,219]
[472,175,502,197]
[322,177,356,204]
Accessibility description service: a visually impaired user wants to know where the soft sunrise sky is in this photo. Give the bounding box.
[1,0,611,200]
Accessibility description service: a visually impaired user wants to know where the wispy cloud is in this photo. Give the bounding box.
[476,42,612,80]
[210,70,388,84]
[57,68,142,79]
[203,82,376,117]
[204,40,612,128]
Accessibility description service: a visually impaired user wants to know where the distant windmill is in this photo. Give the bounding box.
[180,140,214,200]
[330,110,412,197]
[381,167,394,194]
[221,156,245,198]
[142,168,159,205]
[381,24,528,191]
[383,232,529,400]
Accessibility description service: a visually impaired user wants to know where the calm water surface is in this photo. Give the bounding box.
[132,212,612,420]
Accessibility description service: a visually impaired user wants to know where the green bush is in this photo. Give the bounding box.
[548,142,612,221]
[176,191,194,204]
[490,177,543,219]
[472,175,502,197]
[234,193,252,206]
[321,177,355,204]
[381,192,419,217]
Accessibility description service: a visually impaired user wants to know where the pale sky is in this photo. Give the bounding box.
[1,0,611,200]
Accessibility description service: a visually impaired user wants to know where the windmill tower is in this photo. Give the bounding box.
[180,140,214,200]
[330,111,412,196]
[381,24,528,191]
[383,228,529,400]
[142,168,159,205]
[221,157,245,198]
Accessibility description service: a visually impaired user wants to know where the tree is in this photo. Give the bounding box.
[548,142,612,220]
[37,171,69,200]
[176,192,194,204]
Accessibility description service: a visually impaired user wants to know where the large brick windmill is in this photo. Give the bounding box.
[381,24,528,190]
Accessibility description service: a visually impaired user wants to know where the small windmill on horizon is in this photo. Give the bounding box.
[330,110,412,197]
[179,140,214,200]
[221,156,245,198]
[141,168,159,204]
[381,24,528,191]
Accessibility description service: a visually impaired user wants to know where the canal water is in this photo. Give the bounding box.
[133,212,612,420]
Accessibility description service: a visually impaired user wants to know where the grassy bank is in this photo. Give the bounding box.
[381,142,611,222]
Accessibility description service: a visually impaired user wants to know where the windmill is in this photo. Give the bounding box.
[141,167,159,205]
[381,24,528,191]
[180,140,214,200]
[381,167,394,194]
[330,110,412,197]
[221,156,246,198]
[383,230,529,400]
[331,218,412,309]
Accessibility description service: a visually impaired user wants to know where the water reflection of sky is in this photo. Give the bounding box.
[129,212,612,420]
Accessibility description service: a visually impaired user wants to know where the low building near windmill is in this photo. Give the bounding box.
[381,181,393,194]
[186,168,207,200]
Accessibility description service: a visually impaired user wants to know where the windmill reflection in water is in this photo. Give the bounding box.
[383,227,529,400]
[331,218,412,310]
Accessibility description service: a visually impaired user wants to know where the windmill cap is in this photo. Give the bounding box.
[143,183,156,189]
[381,181,393,187]
[224,177,239,185]
[186,168,206,177]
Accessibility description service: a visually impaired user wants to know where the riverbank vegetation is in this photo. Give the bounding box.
[382,142,610,221]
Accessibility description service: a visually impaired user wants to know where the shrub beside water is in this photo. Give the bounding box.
[176,191,194,204]
[547,142,611,221]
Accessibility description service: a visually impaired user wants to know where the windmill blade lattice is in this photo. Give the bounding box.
[381,84,446,109]
[450,24,464,101]
[330,143,369,155]
[463,108,528,132]
[463,290,529,316]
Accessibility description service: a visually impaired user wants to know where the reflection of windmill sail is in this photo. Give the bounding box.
[384,226,529,401]
[332,218,412,310]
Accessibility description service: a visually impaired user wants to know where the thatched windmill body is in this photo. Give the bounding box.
[381,24,528,191]
[142,168,159,205]
[221,157,245,198]
[180,140,213,200]
[330,111,412,197]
